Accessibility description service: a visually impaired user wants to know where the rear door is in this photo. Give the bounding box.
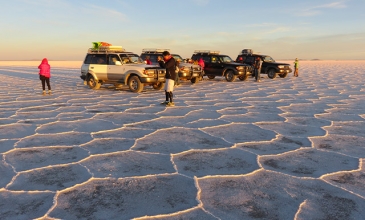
[88,54,108,80]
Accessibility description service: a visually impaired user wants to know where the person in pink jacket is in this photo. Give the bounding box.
[38,58,52,95]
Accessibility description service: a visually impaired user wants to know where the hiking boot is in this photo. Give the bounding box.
[48,90,52,95]
[166,102,175,107]
[42,91,46,96]
[160,101,169,105]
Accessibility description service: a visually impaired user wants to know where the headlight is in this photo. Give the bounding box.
[143,69,155,76]
[236,66,243,70]
[278,65,285,68]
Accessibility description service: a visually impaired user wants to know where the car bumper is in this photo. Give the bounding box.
[140,77,165,83]
[80,75,86,80]
[279,69,292,73]
[179,71,202,78]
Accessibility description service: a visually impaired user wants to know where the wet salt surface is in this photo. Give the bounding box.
[0,61,364,219]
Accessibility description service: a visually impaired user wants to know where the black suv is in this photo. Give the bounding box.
[191,50,252,82]
[236,49,292,79]
[140,49,203,83]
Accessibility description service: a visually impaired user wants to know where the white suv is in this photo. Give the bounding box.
[80,46,166,93]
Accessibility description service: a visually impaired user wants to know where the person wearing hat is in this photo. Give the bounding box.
[254,56,262,82]
[293,58,299,77]
[161,51,177,106]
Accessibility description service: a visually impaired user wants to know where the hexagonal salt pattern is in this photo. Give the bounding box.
[198,170,365,219]
[48,175,198,219]
[259,148,359,177]
[0,61,365,219]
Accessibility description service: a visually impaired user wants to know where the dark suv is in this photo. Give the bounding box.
[191,50,252,82]
[140,49,203,83]
[236,49,292,79]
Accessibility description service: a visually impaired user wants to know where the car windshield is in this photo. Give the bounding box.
[263,56,275,62]
[219,56,234,63]
[122,54,143,64]
[172,54,184,62]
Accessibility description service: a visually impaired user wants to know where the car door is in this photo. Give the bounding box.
[89,54,108,80]
[259,56,267,73]
[209,56,225,76]
[107,54,125,82]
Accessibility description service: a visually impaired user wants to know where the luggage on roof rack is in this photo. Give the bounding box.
[240,49,253,55]
[142,48,170,53]
[88,46,126,53]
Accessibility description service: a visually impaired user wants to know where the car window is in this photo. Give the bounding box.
[202,56,210,63]
[245,56,255,64]
[219,56,233,63]
[84,55,93,64]
[108,54,121,65]
[263,56,275,62]
[211,56,219,63]
[89,54,107,65]
[172,54,183,62]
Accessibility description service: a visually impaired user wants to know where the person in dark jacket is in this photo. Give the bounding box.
[161,51,176,106]
[254,56,262,82]
[38,58,52,95]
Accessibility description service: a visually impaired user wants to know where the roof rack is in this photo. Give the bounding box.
[193,50,220,55]
[88,46,126,53]
[142,48,170,53]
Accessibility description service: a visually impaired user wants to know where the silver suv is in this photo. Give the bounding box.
[80,46,166,93]
[140,49,203,83]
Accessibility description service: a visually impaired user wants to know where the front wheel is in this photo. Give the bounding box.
[152,82,164,90]
[267,69,277,79]
[239,74,249,81]
[279,72,288,78]
[87,74,101,90]
[225,70,236,82]
[128,75,144,93]
[191,77,198,84]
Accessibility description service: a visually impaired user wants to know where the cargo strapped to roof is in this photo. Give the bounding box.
[88,46,126,53]
[193,50,220,55]
[239,49,253,55]
[142,48,170,53]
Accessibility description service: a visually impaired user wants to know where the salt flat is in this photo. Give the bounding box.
[0,60,364,220]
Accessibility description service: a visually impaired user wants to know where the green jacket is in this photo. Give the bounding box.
[294,61,299,68]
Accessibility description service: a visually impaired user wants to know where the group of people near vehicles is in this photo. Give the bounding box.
[37,54,299,104]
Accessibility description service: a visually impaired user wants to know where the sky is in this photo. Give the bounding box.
[1,0,365,60]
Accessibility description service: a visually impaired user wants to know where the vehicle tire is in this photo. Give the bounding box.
[87,74,101,90]
[225,70,237,82]
[128,75,144,93]
[239,74,249,81]
[152,82,164,90]
[267,69,277,79]
[191,77,198,83]
[207,75,215,79]
[279,72,288,78]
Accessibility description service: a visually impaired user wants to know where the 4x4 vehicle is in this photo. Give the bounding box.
[80,46,166,93]
[140,49,203,83]
[236,49,292,79]
[191,50,252,82]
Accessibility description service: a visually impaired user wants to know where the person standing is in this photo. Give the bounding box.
[161,51,176,107]
[293,58,299,77]
[254,56,262,82]
[145,56,152,65]
[198,57,205,80]
[38,58,51,95]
